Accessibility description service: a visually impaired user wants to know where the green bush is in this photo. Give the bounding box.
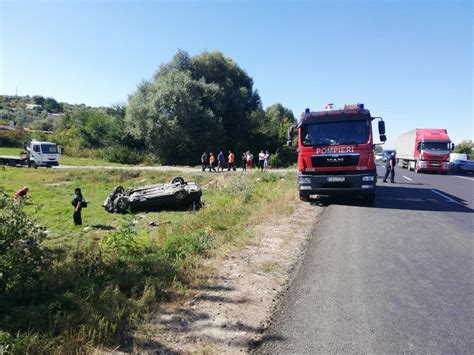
[0,191,49,299]
[99,146,145,164]
[0,129,30,147]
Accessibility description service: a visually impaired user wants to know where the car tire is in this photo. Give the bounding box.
[31,161,37,169]
[174,187,189,201]
[112,185,125,195]
[171,176,186,185]
[113,196,129,213]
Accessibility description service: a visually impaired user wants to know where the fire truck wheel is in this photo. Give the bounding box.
[362,193,376,205]
[299,193,311,202]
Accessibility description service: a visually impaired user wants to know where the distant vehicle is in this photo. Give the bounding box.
[449,153,468,162]
[0,140,60,168]
[375,153,383,161]
[396,129,453,174]
[287,103,386,204]
[103,177,202,213]
[381,149,396,162]
[450,159,474,174]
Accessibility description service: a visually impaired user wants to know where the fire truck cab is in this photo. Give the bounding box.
[288,103,386,203]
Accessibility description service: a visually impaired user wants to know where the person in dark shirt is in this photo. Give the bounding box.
[383,152,396,183]
[217,151,225,172]
[72,187,84,225]
[201,152,208,172]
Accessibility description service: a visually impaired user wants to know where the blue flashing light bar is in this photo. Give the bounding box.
[359,103,364,110]
[305,108,310,113]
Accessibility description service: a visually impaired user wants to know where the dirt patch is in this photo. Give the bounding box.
[137,201,322,353]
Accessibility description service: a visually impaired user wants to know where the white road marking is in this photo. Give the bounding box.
[430,189,462,205]
[453,175,474,181]
[402,176,412,181]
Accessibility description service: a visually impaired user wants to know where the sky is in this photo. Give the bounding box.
[1,0,472,147]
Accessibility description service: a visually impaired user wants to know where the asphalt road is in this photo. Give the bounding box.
[256,165,473,354]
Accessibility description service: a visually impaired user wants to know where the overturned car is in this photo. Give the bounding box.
[103,177,203,213]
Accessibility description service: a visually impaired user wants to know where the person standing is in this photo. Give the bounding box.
[383,151,396,183]
[258,150,265,171]
[227,150,236,171]
[201,152,208,172]
[241,152,247,171]
[208,153,217,172]
[263,150,270,171]
[247,151,254,170]
[217,151,225,172]
[72,187,84,225]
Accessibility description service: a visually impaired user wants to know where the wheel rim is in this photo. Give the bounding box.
[175,189,188,200]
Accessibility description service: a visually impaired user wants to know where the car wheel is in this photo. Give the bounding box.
[174,188,189,201]
[113,196,129,213]
[112,185,125,195]
[31,161,38,169]
[171,176,186,185]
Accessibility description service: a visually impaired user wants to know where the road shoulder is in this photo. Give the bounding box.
[137,201,322,353]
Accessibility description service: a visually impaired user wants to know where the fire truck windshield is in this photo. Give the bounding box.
[301,120,370,146]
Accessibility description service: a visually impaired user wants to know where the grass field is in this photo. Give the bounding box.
[0,165,297,352]
[0,146,126,166]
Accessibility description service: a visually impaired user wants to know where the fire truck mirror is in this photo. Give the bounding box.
[379,134,387,142]
[287,126,295,148]
[378,120,386,135]
[451,143,455,151]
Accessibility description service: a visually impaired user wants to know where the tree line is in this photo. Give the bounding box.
[2,51,297,166]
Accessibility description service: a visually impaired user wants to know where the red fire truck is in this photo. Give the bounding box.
[287,103,386,203]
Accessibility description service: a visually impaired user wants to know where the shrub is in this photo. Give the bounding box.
[99,146,145,164]
[0,129,30,147]
[0,190,49,299]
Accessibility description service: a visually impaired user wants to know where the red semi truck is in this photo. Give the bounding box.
[396,129,453,174]
[288,104,386,204]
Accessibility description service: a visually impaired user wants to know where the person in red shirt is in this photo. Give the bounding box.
[15,186,29,198]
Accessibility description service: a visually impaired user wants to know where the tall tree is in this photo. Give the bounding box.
[126,67,225,164]
[125,50,260,164]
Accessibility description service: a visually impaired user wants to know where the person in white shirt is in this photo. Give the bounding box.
[258,150,265,171]
[263,150,270,171]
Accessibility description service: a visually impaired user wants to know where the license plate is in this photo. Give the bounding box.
[327,176,345,182]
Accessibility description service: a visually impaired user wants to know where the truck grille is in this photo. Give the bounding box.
[320,182,352,188]
[311,154,360,167]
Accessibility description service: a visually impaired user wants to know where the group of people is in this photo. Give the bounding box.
[201,150,271,172]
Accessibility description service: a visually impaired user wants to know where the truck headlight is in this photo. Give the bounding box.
[362,176,375,182]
